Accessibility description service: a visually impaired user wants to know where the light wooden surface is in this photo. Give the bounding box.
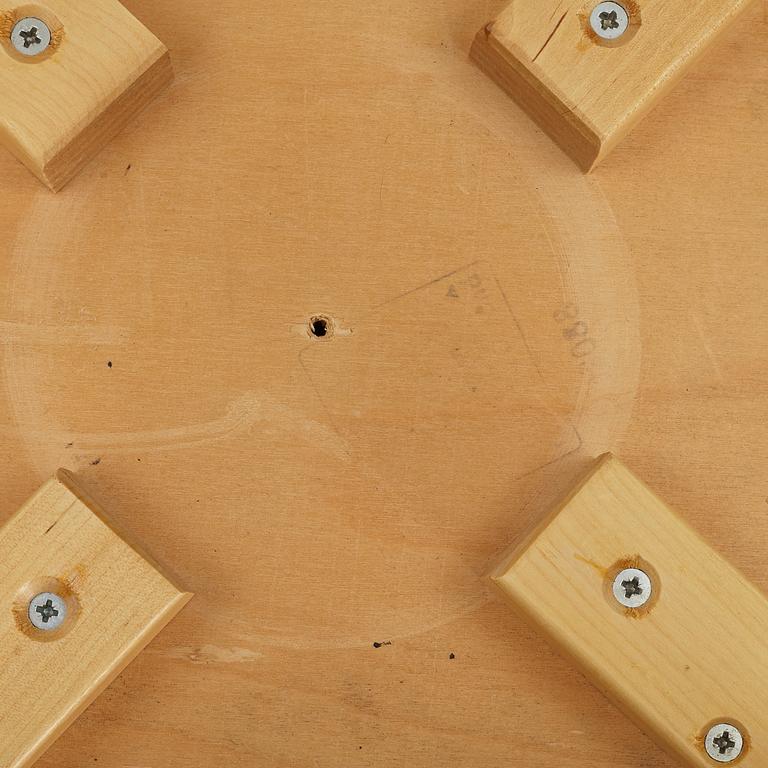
[0,0,765,766]
[494,454,768,768]
[472,0,756,169]
[0,0,171,190]
[0,471,191,768]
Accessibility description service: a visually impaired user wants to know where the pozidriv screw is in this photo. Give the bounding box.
[10,17,52,57]
[611,567,652,609]
[589,2,630,41]
[704,724,744,763]
[28,592,66,631]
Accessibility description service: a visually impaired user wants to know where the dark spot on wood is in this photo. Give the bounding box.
[449,653,455,659]
[107,361,113,368]
[90,458,101,466]
[372,641,392,649]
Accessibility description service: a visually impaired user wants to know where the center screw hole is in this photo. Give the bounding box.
[309,316,330,339]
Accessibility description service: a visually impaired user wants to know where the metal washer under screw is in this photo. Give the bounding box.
[590,2,630,41]
[10,17,52,57]
[705,724,744,763]
[28,592,67,631]
[611,567,652,609]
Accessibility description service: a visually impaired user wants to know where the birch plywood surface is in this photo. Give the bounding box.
[0,0,765,766]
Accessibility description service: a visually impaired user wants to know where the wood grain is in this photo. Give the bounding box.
[0,0,171,190]
[472,0,756,169]
[0,471,191,768]
[494,454,768,767]
[0,0,764,765]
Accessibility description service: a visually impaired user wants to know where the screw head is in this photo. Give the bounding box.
[705,724,744,763]
[10,17,52,57]
[612,567,652,609]
[28,592,66,631]
[590,2,630,41]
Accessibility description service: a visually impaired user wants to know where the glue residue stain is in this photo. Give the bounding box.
[574,553,607,576]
